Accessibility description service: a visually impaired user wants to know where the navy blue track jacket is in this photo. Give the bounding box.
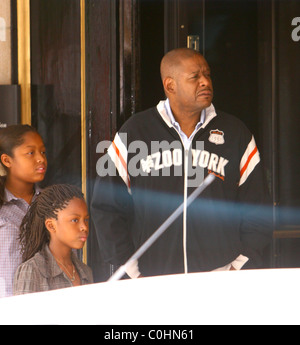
[91,101,272,276]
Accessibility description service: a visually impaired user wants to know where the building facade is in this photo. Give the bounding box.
[1,0,300,281]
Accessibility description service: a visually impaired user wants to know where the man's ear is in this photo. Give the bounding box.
[0,154,12,169]
[163,77,176,95]
[45,219,56,233]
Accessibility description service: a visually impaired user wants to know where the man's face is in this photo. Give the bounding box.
[173,54,213,114]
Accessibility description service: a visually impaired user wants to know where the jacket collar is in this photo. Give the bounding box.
[35,245,90,282]
[156,99,217,130]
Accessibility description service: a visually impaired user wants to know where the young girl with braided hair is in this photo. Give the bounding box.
[13,184,93,295]
[0,124,47,297]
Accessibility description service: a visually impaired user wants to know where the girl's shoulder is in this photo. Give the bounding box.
[15,252,44,278]
[13,255,42,295]
[13,252,47,295]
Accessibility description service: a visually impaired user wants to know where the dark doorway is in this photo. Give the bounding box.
[30,0,82,188]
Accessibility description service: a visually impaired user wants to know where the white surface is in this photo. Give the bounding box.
[0,268,300,325]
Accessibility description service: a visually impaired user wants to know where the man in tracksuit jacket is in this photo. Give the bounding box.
[91,48,272,278]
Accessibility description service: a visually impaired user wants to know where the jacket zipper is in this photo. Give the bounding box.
[169,127,192,274]
[183,148,189,273]
[157,102,218,274]
[171,127,206,274]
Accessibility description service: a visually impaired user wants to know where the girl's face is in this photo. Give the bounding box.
[5,131,47,184]
[47,198,89,251]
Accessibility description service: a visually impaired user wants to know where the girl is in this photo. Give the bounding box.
[13,184,93,295]
[0,125,47,297]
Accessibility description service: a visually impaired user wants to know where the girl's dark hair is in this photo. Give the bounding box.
[19,184,84,262]
[0,124,39,207]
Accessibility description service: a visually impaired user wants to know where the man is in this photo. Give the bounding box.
[91,48,272,278]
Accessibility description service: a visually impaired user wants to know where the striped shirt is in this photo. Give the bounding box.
[164,98,206,150]
[0,187,40,298]
[13,245,93,295]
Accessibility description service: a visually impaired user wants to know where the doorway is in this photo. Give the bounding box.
[163,0,300,268]
[86,0,300,279]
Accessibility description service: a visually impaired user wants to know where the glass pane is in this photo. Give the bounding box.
[204,0,259,139]
[30,0,81,188]
[276,0,300,228]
